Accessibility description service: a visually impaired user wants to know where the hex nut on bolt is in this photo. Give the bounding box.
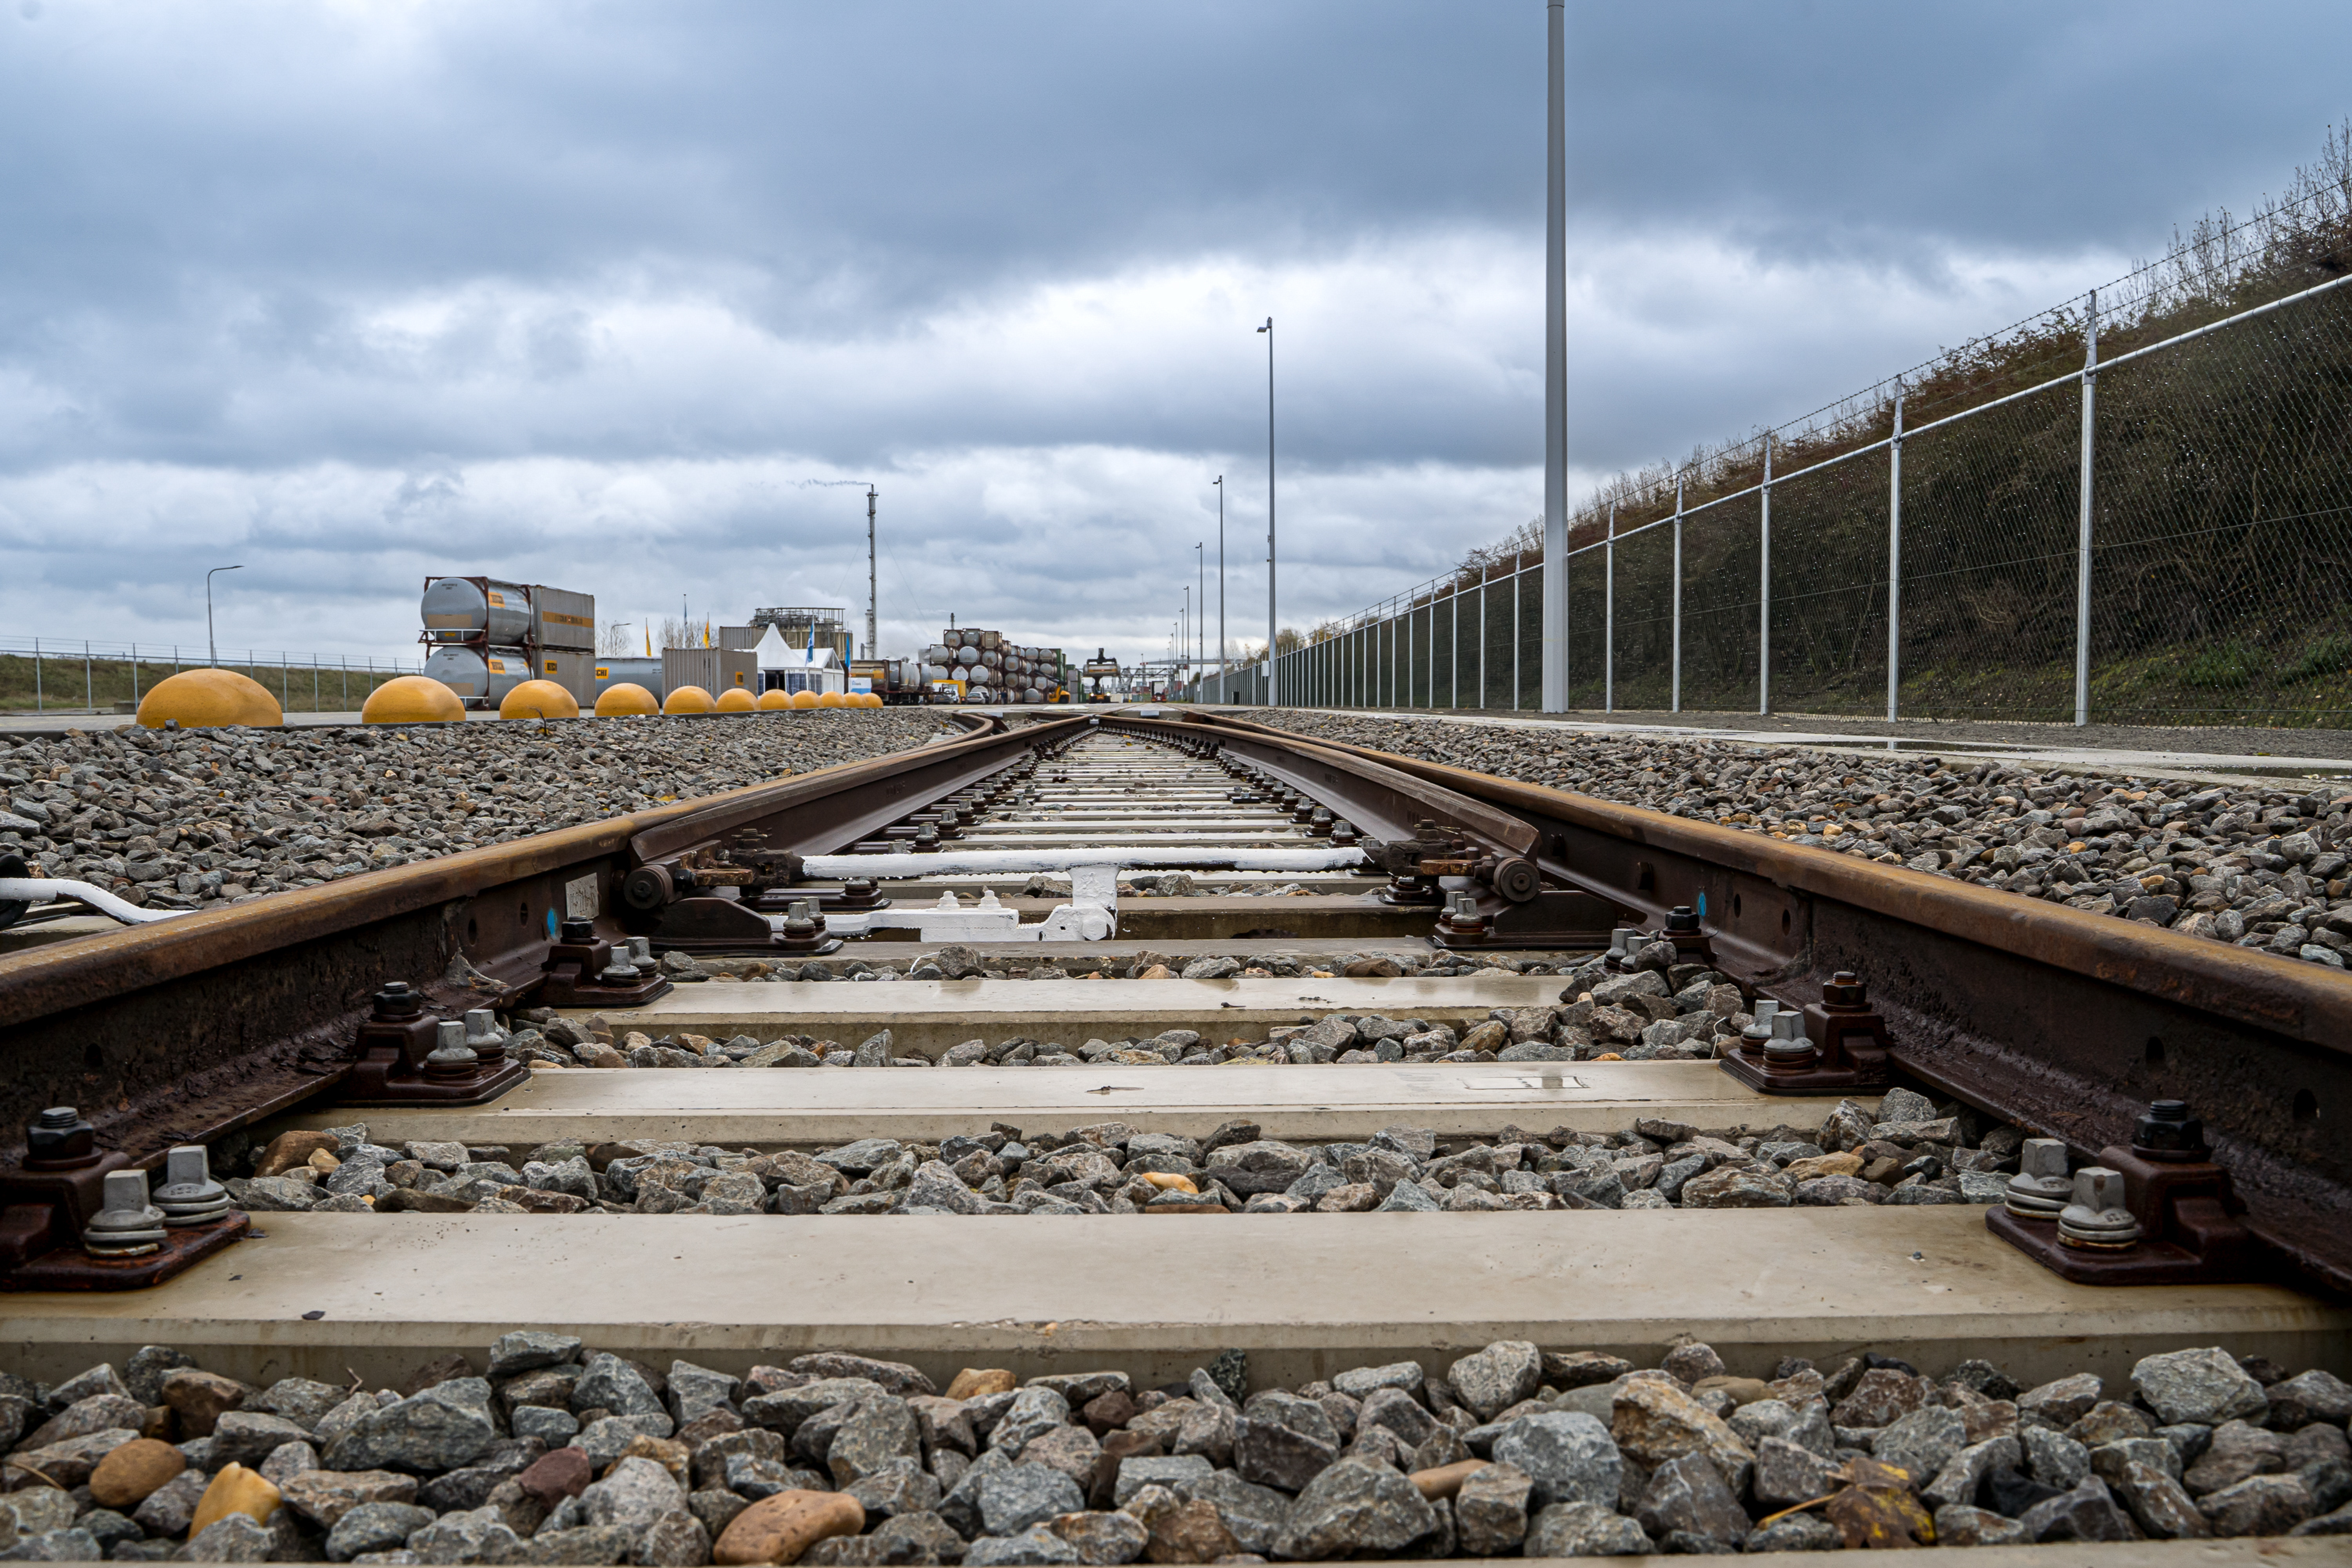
[27,1106,98,1166]
[2134,1098,2206,1157]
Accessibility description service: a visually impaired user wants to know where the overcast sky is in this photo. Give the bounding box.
[0,0,2344,672]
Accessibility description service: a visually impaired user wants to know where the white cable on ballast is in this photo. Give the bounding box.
[0,877,193,925]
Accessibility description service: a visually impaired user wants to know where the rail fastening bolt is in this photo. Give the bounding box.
[153,1145,232,1227]
[83,1169,168,1258]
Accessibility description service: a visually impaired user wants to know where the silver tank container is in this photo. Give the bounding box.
[421,577,533,646]
[593,657,666,700]
[423,644,531,707]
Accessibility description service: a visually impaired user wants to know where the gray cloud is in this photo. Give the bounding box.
[0,0,2344,664]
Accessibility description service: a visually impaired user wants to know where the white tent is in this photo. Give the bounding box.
[752,623,845,693]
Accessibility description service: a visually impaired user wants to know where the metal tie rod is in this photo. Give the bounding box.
[793,845,1367,943]
[797,846,1365,879]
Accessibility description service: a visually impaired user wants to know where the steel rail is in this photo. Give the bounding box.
[1165,709,2352,1296]
[0,712,1040,1167]
[5,700,2345,1294]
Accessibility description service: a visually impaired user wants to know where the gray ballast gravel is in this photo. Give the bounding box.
[1262,712,2352,969]
[4,1336,2345,1560]
[230,1093,2014,1217]
[0,711,955,911]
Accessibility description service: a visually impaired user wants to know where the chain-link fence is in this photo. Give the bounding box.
[0,636,424,717]
[1208,262,2352,726]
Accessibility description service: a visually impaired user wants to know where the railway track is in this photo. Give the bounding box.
[1,708,2348,1561]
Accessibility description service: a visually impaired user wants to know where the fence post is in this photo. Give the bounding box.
[2075,289,2098,727]
[33,636,41,713]
[1759,436,1772,714]
[1604,503,1616,713]
[341,656,348,711]
[1479,574,1487,708]
[1887,389,1904,723]
[1451,585,1459,709]
[131,643,140,708]
[1671,477,1684,714]
[84,641,93,713]
[1512,561,1521,710]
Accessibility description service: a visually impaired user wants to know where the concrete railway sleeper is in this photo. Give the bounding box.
[4,708,2352,1560]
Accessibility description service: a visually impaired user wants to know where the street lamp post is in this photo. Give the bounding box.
[206,565,244,666]
[1194,542,1204,690]
[1257,318,1275,706]
[1214,476,1226,701]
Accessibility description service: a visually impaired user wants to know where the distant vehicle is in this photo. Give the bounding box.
[849,659,929,705]
[1079,649,1125,702]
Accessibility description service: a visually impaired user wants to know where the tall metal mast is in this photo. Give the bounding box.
[1540,0,1568,710]
[865,486,878,659]
[1259,317,1276,704]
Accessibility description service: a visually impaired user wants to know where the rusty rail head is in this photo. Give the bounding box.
[0,711,1016,1032]
[1173,710,2352,1295]
[1102,715,1535,857]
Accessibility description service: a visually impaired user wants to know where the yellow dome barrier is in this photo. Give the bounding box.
[859,691,885,708]
[817,690,848,709]
[756,688,794,710]
[789,690,822,710]
[357,675,464,725]
[594,682,659,717]
[663,684,715,715]
[135,668,287,730]
[497,679,581,720]
[715,687,757,713]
